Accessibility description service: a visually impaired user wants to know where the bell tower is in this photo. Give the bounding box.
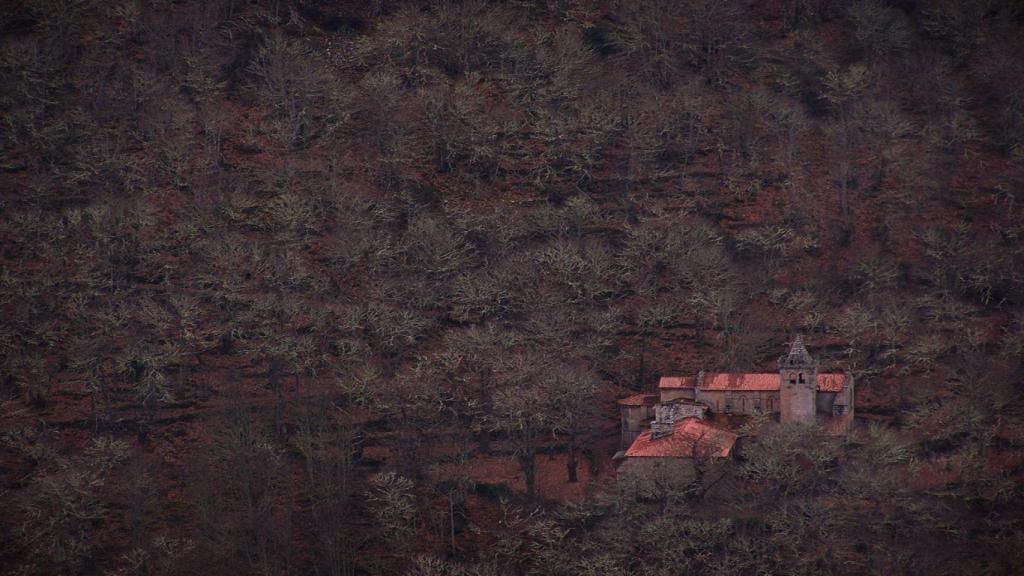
[778,335,817,423]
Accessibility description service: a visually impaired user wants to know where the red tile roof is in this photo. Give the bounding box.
[658,376,694,389]
[617,393,660,406]
[816,373,846,392]
[659,372,847,392]
[624,417,737,458]
[701,372,779,391]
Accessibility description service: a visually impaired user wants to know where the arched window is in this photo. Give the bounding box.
[798,372,805,384]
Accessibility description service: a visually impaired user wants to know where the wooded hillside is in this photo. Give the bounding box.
[1,1,1023,574]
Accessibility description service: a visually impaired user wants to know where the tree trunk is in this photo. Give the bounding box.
[178,361,190,400]
[520,451,536,499]
[567,434,578,483]
[195,352,211,400]
[838,106,855,244]
[449,492,457,556]
[269,359,284,437]
[89,389,98,432]
[478,370,491,454]
[637,331,647,389]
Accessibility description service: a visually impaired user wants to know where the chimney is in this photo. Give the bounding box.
[650,405,675,440]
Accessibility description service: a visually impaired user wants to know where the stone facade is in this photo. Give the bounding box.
[778,335,818,424]
[622,336,854,464]
[660,388,696,403]
[617,393,658,449]
[616,337,854,484]
[617,394,708,448]
[616,416,739,492]
[651,337,853,427]
[659,402,707,420]
[694,389,780,415]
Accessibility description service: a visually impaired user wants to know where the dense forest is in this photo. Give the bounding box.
[1,0,1023,574]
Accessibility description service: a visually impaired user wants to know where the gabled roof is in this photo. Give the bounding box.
[617,393,660,406]
[701,372,779,391]
[624,417,737,458]
[658,376,695,389]
[658,372,848,392]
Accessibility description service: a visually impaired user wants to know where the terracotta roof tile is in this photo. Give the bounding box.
[701,372,779,391]
[658,376,694,389]
[624,418,737,458]
[816,373,846,392]
[617,393,660,406]
[695,372,847,392]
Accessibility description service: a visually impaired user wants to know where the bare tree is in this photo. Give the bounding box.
[543,363,600,483]
[433,324,519,454]
[822,65,871,241]
[294,402,358,576]
[490,357,550,499]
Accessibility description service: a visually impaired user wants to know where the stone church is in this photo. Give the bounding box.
[617,336,854,455]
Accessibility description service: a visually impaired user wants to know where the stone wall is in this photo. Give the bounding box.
[660,388,695,403]
[695,390,780,415]
[779,370,816,423]
[816,390,837,414]
[619,404,655,448]
[662,403,707,420]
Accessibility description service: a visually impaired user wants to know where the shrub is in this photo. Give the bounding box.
[900,334,951,373]
[23,465,109,571]
[906,397,987,453]
[733,226,795,268]
[367,472,418,544]
[244,35,353,148]
[534,240,622,305]
[402,215,476,278]
[919,0,994,61]
[742,424,836,494]
[609,0,750,86]
[860,424,914,466]
[449,266,521,323]
[362,302,433,358]
[846,1,913,61]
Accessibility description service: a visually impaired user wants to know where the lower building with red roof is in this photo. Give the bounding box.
[624,417,737,459]
[616,417,738,495]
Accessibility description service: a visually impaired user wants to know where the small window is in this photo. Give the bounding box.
[798,372,805,384]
